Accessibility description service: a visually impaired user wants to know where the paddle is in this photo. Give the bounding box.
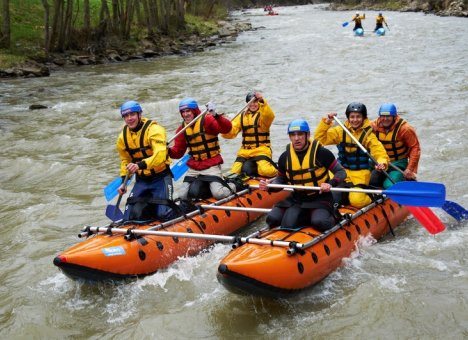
[104,175,132,202]
[229,96,256,122]
[333,116,446,234]
[388,163,467,221]
[104,155,189,202]
[105,173,130,221]
[442,200,468,221]
[250,182,445,207]
[342,21,349,27]
[103,108,209,202]
[169,98,255,181]
[171,154,190,181]
[168,108,209,144]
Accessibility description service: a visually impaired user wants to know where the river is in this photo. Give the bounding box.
[1,4,467,339]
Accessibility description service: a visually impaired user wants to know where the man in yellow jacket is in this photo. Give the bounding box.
[222,91,278,178]
[351,12,366,31]
[374,12,388,32]
[314,102,389,208]
[116,100,175,221]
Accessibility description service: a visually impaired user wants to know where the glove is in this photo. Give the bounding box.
[206,102,216,113]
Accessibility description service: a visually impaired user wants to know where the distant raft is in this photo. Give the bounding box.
[217,198,410,298]
[376,28,386,36]
[53,177,288,282]
[354,28,364,36]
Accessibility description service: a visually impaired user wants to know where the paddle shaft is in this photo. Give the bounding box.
[168,108,208,144]
[199,204,271,213]
[114,173,130,213]
[333,116,394,181]
[168,97,254,144]
[229,97,256,122]
[250,183,386,195]
[87,225,298,248]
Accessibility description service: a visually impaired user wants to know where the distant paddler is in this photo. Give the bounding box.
[374,12,389,32]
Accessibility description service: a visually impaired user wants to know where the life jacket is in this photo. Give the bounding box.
[375,119,409,162]
[285,140,329,198]
[184,115,220,161]
[376,16,385,24]
[337,126,372,170]
[240,111,271,149]
[122,118,168,178]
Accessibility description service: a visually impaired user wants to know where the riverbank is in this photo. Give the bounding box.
[0,18,252,79]
[328,0,467,17]
[2,1,466,79]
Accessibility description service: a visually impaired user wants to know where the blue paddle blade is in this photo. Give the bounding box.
[442,200,468,221]
[383,181,446,207]
[103,176,132,201]
[342,21,349,27]
[105,204,123,221]
[171,154,190,181]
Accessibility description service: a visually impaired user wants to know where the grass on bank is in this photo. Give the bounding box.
[0,0,226,69]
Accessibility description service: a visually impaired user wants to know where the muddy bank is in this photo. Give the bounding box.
[0,19,252,79]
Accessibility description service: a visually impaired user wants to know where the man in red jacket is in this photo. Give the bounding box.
[169,98,238,200]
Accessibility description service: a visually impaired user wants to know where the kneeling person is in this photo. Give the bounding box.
[169,98,238,200]
[259,119,347,232]
[116,100,175,221]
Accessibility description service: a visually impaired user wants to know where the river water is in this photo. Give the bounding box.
[1,4,467,339]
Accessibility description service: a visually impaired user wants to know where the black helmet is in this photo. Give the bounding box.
[345,102,367,119]
[246,91,256,103]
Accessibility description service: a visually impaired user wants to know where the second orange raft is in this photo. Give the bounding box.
[217,197,410,298]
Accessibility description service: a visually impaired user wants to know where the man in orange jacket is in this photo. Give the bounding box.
[370,103,421,189]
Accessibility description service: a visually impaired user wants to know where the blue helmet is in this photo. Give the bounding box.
[179,98,199,112]
[287,119,310,134]
[379,103,397,116]
[120,100,142,116]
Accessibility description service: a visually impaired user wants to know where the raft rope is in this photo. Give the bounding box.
[379,203,395,236]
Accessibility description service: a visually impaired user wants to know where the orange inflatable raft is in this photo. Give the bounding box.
[53,178,288,281]
[217,198,410,298]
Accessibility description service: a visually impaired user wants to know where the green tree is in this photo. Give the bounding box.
[0,0,10,48]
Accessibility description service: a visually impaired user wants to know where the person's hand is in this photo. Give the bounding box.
[404,169,417,180]
[326,112,337,124]
[126,162,139,174]
[375,163,387,171]
[319,182,332,194]
[117,183,127,195]
[254,92,263,101]
[206,102,216,113]
[259,179,270,191]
